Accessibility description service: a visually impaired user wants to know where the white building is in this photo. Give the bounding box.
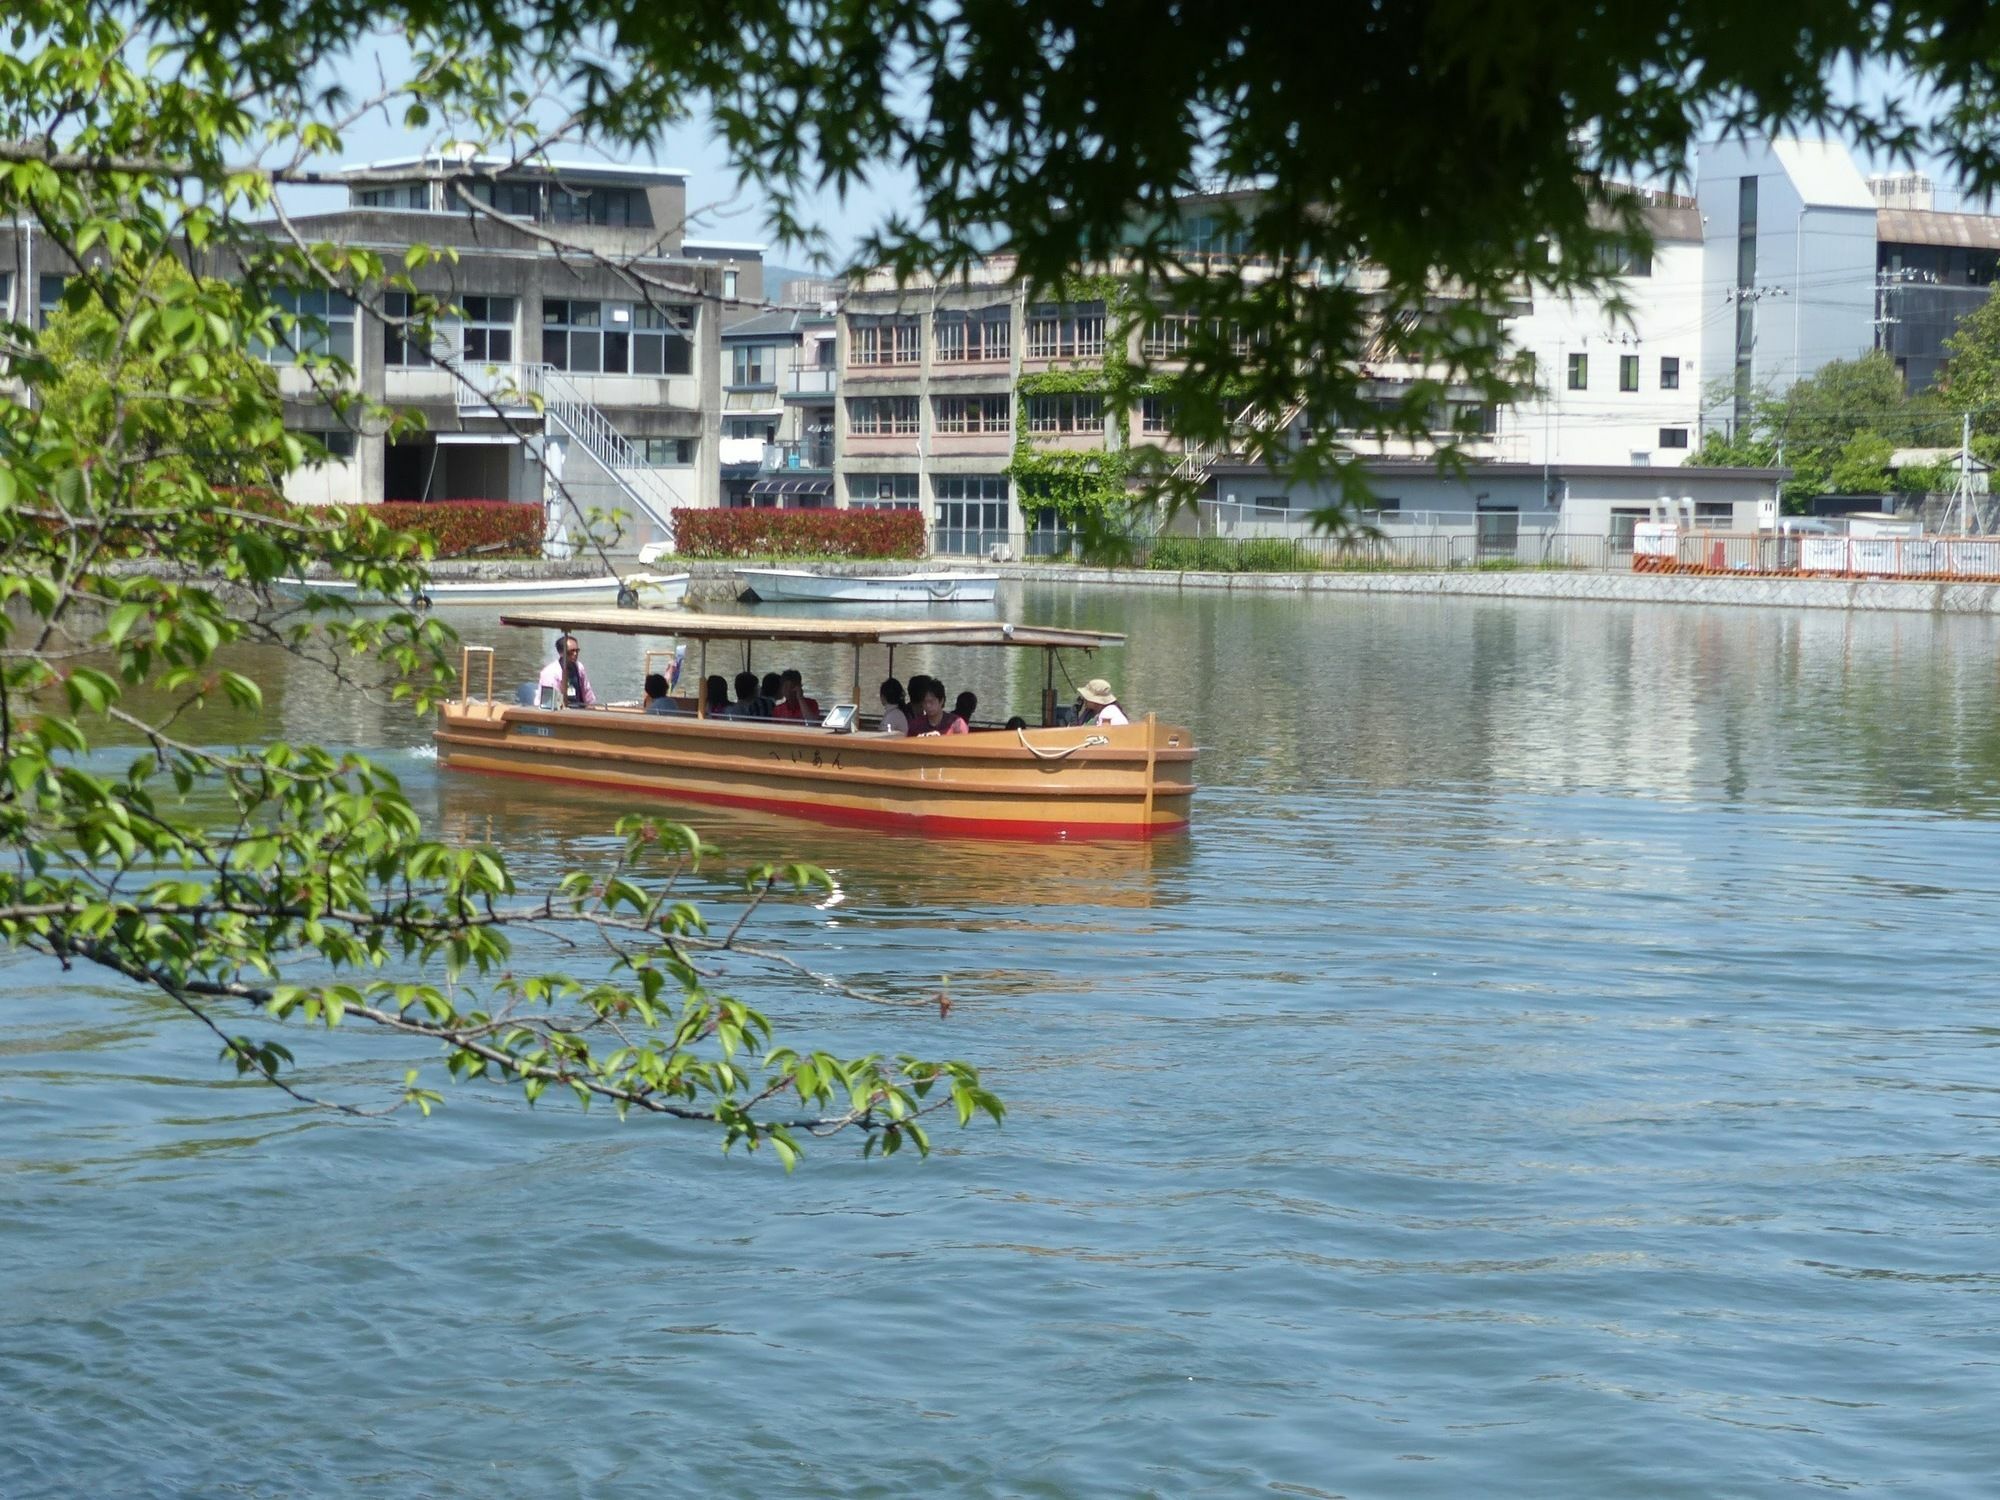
[1694,135,1880,436]
[1501,196,1707,468]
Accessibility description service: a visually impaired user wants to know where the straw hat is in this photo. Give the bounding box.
[1078,678,1118,707]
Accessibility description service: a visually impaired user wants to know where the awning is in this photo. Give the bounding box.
[746,479,784,497]
[779,477,832,496]
[433,431,522,446]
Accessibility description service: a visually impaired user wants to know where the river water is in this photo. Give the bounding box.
[5,584,2000,1497]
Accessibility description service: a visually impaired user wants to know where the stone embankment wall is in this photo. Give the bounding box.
[673,560,2000,616]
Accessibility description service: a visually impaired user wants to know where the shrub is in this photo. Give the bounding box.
[1146,535,1309,572]
[671,507,927,559]
[368,501,544,558]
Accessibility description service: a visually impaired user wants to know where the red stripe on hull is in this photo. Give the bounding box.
[446,759,1189,842]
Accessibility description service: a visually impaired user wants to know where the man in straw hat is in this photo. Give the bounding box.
[1076,677,1129,727]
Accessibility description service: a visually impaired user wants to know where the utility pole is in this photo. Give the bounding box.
[1952,410,1976,535]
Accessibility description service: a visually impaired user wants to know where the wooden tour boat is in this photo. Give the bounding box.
[434,610,1195,840]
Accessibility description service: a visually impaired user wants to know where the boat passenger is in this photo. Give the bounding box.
[772,668,822,722]
[950,690,978,732]
[537,633,596,708]
[642,672,678,715]
[1077,677,1129,726]
[1005,715,1028,731]
[910,682,968,736]
[705,675,732,716]
[733,670,772,718]
[760,671,784,706]
[878,677,910,736]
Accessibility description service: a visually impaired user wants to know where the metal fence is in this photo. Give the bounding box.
[1136,531,1619,573]
[1639,531,2000,581]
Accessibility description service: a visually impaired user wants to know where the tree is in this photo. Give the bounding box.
[0,0,999,1163]
[1937,287,2000,433]
[11,0,2000,1143]
[1689,354,1946,510]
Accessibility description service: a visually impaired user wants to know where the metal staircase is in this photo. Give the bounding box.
[1170,396,1310,488]
[457,363,688,542]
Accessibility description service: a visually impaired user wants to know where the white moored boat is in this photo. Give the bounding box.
[734,567,999,604]
[280,571,690,609]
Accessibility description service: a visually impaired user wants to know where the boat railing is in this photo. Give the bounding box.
[458,644,496,705]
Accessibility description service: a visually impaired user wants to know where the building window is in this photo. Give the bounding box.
[642,437,694,466]
[847,396,920,436]
[457,178,541,218]
[258,286,356,364]
[0,270,11,321]
[1738,174,1759,234]
[542,299,604,372]
[1609,506,1649,550]
[358,182,431,210]
[1026,393,1103,434]
[934,475,1010,555]
[1660,356,1680,390]
[36,273,68,328]
[934,307,1011,362]
[544,300,689,375]
[933,394,1012,434]
[550,186,636,226]
[296,428,357,460]
[1140,396,1177,435]
[723,269,738,300]
[725,416,776,441]
[634,304,694,375]
[1619,355,1640,392]
[1694,501,1733,524]
[1027,302,1106,360]
[850,317,921,366]
[1141,316,1196,359]
[1476,506,1520,557]
[1567,352,1588,390]
[1659,427,1690,449]
[383,290,434,367]
[848,473,919,509]
[461,295,516,363]
[730,343,775,387]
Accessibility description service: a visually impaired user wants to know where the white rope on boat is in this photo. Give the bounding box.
[1016,729,1110,760]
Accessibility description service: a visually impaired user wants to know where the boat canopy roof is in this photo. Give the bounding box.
[498,608,1125,651]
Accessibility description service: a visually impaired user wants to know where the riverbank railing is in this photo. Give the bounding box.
[1640,532,2000,581]
[1134,531,1618,573]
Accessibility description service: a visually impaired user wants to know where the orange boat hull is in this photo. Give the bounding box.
[434,702,1195,841]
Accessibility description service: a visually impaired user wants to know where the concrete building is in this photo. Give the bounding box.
[1205,459,1786,559]
[719,307,837,507]
[4,153,761,555]
[1501,194,1707,468]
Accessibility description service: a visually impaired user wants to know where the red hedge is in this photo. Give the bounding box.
[671,507,926,560]
[368,502,544,558]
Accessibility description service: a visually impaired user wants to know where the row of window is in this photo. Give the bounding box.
[1566,352,1682,393]
[358,180,647,227]
[252,290,694,375]
[847,304,1232,367]
[846,393,1121,436]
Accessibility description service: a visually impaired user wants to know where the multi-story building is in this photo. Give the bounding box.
[1501,194,1707,468]
[4,153,761,555]
[719,307,837,507]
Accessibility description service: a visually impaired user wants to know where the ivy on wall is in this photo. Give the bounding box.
[1006,273,1143,520]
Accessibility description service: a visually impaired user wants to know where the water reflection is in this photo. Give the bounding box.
[433,776,1188,911]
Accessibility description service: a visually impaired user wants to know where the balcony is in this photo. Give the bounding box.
[763,438,834,472]
[787,367,837,398]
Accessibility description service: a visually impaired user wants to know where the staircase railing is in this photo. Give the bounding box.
[452,361,683,540]
[1169,396,1308,487]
